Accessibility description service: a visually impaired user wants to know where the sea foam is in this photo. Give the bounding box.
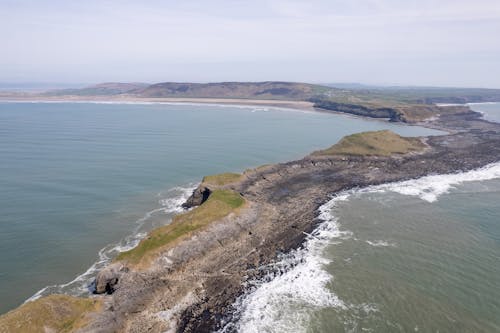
[363,162,500,202]
[219,194,351,333]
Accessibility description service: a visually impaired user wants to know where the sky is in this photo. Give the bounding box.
[1,0,500,88]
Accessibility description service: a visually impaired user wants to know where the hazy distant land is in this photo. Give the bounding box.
[2,81,500,123]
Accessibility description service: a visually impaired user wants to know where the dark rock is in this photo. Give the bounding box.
[182,186,211,209]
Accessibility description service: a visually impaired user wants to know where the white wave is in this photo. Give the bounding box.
[360,162,500,202]
[365,240,396,247]
[25,184,195,303]
[219,194,351,333]
[467,102,499,105]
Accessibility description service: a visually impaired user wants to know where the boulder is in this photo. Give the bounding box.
[94,263,128,294]
[182,186,211,209]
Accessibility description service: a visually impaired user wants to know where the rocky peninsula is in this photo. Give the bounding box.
[1,103,500,333]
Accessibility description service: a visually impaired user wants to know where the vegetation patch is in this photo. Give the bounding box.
[115,190,245,264]
[0,295,101,333]
[313,130,425,156]
[202,172,243,186]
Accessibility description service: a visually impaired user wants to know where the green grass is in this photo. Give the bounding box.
[313,130,425,156]
[115,190,245,264]
[0,295,100,333]
[202,172,243,186]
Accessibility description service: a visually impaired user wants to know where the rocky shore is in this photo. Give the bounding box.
[78,110,500,332]
[1,106,500,333]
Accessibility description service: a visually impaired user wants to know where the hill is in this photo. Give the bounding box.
[46,82,149,96]
[136,81,332,100]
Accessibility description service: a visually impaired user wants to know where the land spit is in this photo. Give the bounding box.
[78,111,500,332]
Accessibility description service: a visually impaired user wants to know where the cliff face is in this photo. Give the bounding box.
[309,98,403,121]
[309,98,474,123]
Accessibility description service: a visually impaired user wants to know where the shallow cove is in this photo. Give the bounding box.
[0,101,441,314]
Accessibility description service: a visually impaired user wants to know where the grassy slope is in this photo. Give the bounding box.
[0,295,101,333]
[115,190,245,265]
[313,130,426,156]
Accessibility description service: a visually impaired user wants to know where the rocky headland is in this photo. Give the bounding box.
[1,104,500,333]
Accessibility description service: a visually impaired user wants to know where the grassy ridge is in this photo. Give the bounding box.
[313,130,425,156]
[0,295,100,333]
[116,190,245,264]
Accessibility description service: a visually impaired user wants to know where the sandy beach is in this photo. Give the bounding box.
[0,93,316,111]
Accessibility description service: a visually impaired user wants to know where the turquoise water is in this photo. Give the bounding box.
[0,102,441,314]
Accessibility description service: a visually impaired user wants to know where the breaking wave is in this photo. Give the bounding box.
[363,162,500,202]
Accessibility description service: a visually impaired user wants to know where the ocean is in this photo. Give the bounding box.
[0,101,441,315]
[222,103,500,333]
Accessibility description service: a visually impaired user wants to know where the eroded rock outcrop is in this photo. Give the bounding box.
[181,186,211,209]
[93,263,129,294]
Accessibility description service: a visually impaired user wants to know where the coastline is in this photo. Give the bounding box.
[1,99,500,332]
[0,95,461,132]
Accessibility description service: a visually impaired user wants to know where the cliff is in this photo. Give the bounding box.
[309,98,474,123]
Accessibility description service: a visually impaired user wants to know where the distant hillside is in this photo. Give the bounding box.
[136,81,333,100]
[310,85,500,122]
[46,82,149,96]
[28,80,500,123]
[324,85,500,104]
